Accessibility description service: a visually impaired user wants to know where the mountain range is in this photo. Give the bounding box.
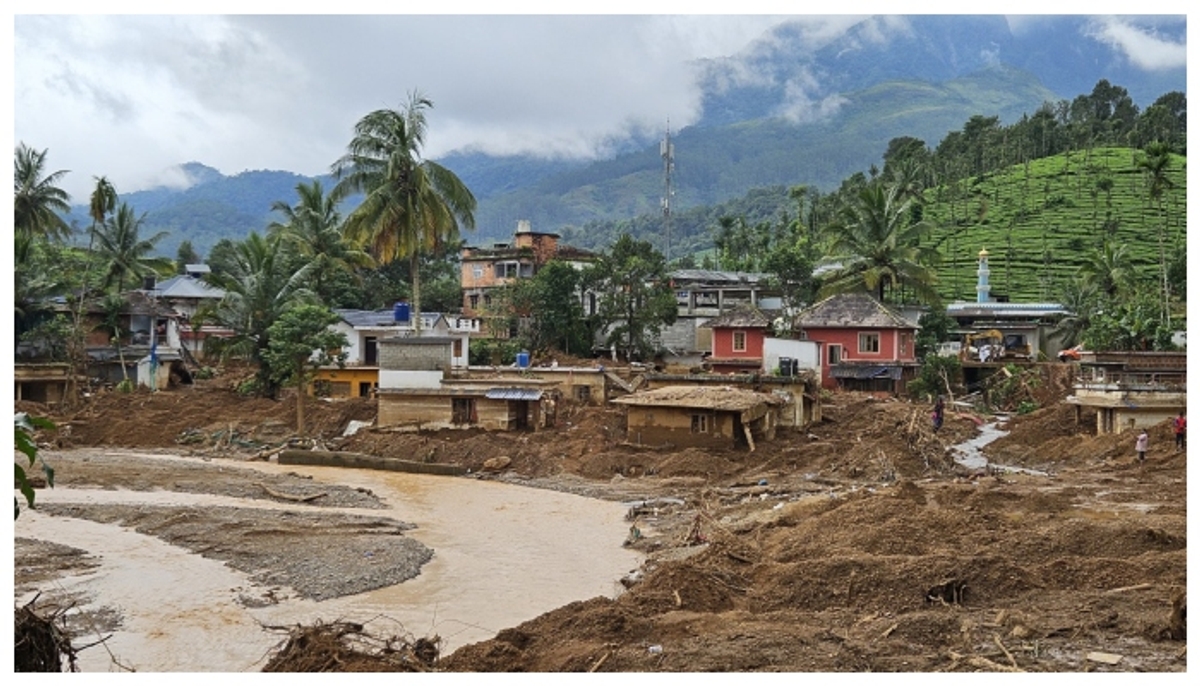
[65,15,1186,259]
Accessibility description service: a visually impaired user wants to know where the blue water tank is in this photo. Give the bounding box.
[516,351,530,369]
[394,301,410,323]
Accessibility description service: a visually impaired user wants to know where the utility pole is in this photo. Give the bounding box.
[661,120,675,264]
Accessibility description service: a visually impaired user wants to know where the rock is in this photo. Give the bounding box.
[482,456,512,472]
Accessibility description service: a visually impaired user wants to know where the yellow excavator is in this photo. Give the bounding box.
[961,329,1032,362]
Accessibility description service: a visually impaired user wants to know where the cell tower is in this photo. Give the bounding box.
[660,120,675,264]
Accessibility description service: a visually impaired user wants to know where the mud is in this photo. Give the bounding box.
[14,363,1187,672]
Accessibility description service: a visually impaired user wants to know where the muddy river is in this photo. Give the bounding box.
[14,456,643,672]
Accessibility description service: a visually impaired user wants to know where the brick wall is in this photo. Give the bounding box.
[378,339,452,371]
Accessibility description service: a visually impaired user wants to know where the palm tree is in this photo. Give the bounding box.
[14,232,63,343]
[1136,142,1175,322]
[268,180,375,304]
[1077,241,1134,301]
[1051,281,1100,349]
[331,91,476,331]
[66,176,119,399]
[91,202,173,293]
[818,182,940,305]
[14,143,72,242]
[204,232,316,397]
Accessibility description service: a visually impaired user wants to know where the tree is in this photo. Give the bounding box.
[203,232,317,397]
[96,293,133,385]
[508,260,595,355]
[818,183,940,305]
[761,237,818,311]
[594,234,677,361]
[262,304,347,435]
[1050,282,1101,350]
[1083,290,1176,352]
[14,143,71,242]
[332,91,476,332]
[914,305,957,360]
[15,413,55,519]
[175,240,201,274]
[1136,141,1175,323]
[1077,241,1135,301]
[268,180,374,304]
[91,203,173,292]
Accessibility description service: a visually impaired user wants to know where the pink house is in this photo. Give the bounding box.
[794,292,920,394]
[700,305,776,374]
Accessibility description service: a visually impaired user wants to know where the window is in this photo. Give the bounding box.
[828,344,842,365]
[472,266,484,279]
[452,398,477,425]
[468,294,480,309]
[859,332,880,354]
[574,385,591,402]
[691,414,710,433]
[899,333,910,356]
[453,338,463,358]
[732,330,747,352]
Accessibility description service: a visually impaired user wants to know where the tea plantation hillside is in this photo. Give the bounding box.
[921,146,1186,304]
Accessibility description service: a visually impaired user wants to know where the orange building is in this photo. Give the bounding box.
[459,220,598,336]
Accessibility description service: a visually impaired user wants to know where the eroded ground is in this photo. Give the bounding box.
[14,365,1187,672]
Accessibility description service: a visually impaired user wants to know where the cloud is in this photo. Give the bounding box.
[15,14,795,199]
[1085,17,1187,71]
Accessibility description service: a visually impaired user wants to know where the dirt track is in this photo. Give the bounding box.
[14,365,1188,672]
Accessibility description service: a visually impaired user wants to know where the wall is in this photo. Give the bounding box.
[712,328,767,359]
[624,407,738,449]
[657,316,712,356]
[378,370,444,390]
[804,327,913,389]
[378,392,522,431]
[763,337,821,374]
[311,367,379,397]
[378,339,452,371]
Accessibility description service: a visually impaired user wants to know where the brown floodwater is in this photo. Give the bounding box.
[14,454,642,672]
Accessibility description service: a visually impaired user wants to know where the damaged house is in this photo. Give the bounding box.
[375,335,559,432]
[613,385,784,451]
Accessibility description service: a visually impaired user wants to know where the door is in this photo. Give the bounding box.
[365,337,378,365]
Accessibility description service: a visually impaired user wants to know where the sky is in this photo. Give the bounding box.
[8,3,1192,202]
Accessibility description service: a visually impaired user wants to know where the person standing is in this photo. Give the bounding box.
[932,396,945,433]
[1173,411,1186,452]
[1135,428,1149,463]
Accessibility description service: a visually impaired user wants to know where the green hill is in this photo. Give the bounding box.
[922,146,1186,303]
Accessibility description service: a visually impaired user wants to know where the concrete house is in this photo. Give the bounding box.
[375,336,559,432]
[460,220,599,337]
[700,304,776,374]
[1067,351,1187,434]
[641,371,821,429]
[313,308,470,398]
[794,291,920,394]
[657,269,782,365]
[613,385,785,451]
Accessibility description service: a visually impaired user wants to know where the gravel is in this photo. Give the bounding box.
[37,503,434,602]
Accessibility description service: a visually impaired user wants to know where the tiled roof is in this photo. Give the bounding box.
[795,292,919,329]
[700,304,778,329]
[612,385,783,411]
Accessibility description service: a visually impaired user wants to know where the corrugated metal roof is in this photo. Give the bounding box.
[830,365,903,380]
[155,275,225,299]
[485,388,544,401]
